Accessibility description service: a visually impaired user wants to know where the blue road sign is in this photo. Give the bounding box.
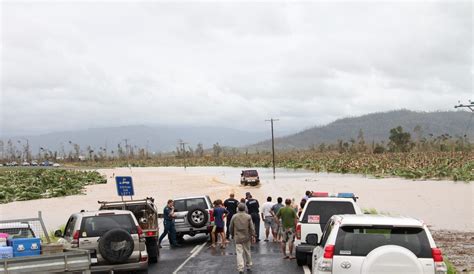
[115,176,134,196]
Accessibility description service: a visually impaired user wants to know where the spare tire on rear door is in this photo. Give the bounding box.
[187,207,208,228]
[98,228,135,264]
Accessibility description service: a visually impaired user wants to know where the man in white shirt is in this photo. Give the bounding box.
[261,196,276,242]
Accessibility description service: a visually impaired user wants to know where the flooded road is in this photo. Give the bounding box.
[0,166,472,232]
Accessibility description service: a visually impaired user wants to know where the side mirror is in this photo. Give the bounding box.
[306,233,319,246]
[54,230,63,238]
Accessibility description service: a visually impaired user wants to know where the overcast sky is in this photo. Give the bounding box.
[1,1,472,136]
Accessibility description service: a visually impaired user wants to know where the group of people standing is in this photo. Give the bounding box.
[158,191,310,274]
[215,192,304,273]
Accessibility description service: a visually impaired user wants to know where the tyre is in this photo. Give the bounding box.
[307,254,313,269]
[146,237,158,264]
[98,228,134,264]
[296,257,306,266]
[187,207,208,228]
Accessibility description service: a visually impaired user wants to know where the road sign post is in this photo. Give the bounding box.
[115,176,134,200]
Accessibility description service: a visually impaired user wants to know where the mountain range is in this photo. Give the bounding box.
[1,110,472,155]
[251,110,474,150]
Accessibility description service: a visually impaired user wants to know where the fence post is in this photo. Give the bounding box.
[38,211,51,243]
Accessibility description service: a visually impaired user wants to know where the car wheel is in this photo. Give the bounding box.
[146,238,158,264]
[296,257,306,266]
[187,207,209,228]
[98,228,134,264]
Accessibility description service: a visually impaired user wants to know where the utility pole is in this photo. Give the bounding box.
[179,140,188,169]
[455,100,474,112]
[265,118,279,179]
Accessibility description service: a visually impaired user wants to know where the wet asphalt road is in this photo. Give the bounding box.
[148,235,306,274]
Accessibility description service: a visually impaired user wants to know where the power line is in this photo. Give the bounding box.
[455,100,474,137]
[265,118,279,179]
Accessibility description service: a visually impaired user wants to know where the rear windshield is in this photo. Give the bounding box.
[243,170,258,177]
[335,226,432,258]
[81,215,137,237]
[301,201,356,225]
[174,198,208,212]
[0,228,35,238]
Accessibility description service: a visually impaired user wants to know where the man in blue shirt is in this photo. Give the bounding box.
[158,199,180,248]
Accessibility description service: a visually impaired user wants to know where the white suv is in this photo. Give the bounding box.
[56,210,148,273]
[296,193,362,267]
[312,214,447,274]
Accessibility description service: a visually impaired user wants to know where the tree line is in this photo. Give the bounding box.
[0,125,471,162]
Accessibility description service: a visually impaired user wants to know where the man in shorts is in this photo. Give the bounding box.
[212,199,229,248]
[271,197,284,242]
[276,198,298,259]
[261,196,276,242]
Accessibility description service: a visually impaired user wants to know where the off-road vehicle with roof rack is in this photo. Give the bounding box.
[55,210,148,273]
[98,197,160,263]
[171,195,213,242]
[311,215,447,274]
[295,192,362,267]
[240,170,260,186]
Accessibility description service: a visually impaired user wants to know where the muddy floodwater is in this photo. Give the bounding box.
[0,167,472,232]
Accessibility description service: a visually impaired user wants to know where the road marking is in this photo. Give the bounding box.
[189,244,200,254]
[303,265,311,274]
[173,242,207,274]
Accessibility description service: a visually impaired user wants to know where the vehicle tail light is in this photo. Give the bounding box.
[432,248,447,274]
[323,244,335,259]
[146,230,156,237]
[317,244,334,272]
[296,224,301,240]
[432,248,443,262]
[71,230,80,247]
[137,226,144,241]
[140,253,148,262]
[209,209,214,221]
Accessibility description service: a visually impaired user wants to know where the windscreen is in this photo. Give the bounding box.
[0,228,35,238]
[81,215,137,237]
[243,170,258,177]
[334,226,432,258]
[301,201,356,226]
[174,198,207,212]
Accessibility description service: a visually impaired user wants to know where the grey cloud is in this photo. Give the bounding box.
[1,1,472,136]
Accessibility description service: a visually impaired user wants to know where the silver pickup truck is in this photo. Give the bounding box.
[0,211,92,274]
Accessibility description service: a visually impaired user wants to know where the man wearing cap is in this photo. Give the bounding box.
[224,193,239,239]
[246,193,261,242]
[230,203,256,274]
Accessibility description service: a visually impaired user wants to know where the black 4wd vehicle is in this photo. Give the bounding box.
[240,170,260,186]
[98,197,160,263]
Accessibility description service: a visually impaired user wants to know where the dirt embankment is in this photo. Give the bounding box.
[432,230,474,273]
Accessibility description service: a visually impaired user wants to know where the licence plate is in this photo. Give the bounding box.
[91,258,98,264]
[175,219,184,223]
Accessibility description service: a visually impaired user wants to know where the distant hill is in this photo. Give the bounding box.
[2,125,268,154]
[250,110,474,150]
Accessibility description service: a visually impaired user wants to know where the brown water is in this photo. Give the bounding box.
[0,167,472,232]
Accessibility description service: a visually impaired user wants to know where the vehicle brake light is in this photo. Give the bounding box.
[137,226,144,240]
[72,230,80,247]
[323,245,335,259]
[140,253,148,262]
[146,231,156,237]
[318,244,334,272]
[313,192,328,197]
[432,248,443,262]
[296,224,301,240]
